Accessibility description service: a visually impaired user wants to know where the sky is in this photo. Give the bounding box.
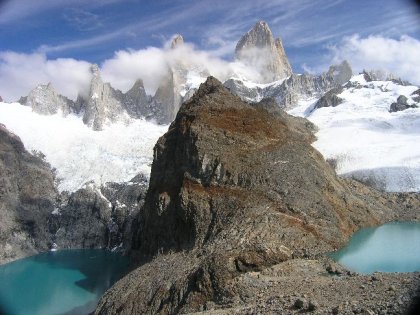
[0,0,419,101]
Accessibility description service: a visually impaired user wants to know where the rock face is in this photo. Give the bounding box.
[226,61,352,109]
[81,65,127,130]
[313,87,344,110]
[0,124,57,264]
[95,77,419,314]
[123,79,151,119]
[235,21,292,82]
[0,96,3,102]
[49,175,149,252]
[151,67,184,124]
[0,122,148,262]
[389,95,418,112]
[19,83,76,115]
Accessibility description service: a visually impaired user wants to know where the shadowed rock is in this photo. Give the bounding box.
[0,124,57,264]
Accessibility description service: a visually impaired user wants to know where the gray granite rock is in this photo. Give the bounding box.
[81,64,127,130]
[123,79,152,118]
[20,83,76,115]
[235,21,292,82]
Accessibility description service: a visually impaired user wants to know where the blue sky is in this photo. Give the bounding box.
[1,0,419,68]
[0,0,419,101]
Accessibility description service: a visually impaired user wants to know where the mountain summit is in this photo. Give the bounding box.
[235,21,292,82]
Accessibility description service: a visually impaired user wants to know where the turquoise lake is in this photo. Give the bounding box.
[330,221,420,274]
[0,249,129,315]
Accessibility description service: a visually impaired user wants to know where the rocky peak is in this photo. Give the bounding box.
[21,82,75,115]
[82,64,127,130]
[170,34,184,49]
[123,79,150,118]
[235,20,292,82]
[235,20,274,50]
[133,76,389,259]
[0,96,3,102]
[96,77,419,314]
[326,60,353,86]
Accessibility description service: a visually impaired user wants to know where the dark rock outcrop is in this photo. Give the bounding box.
[50,175,149,252]
[390,95,418,112]
[95,77,419,314]
[0,96,3,102]
[0,124,57,264]
[313,87,344,110]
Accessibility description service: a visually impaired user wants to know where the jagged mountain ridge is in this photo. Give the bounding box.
[17,20,350,129]
[6,20,419,194]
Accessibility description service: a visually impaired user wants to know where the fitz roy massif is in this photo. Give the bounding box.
[0,21,419,315]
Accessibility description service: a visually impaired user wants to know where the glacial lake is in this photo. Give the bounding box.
[330,221,420,274]
[0,249,130,315]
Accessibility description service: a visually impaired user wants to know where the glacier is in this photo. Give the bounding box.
[1,73,419,194]
[0,102,167,192]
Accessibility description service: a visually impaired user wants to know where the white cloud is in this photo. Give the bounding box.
[101,40,261,95]
[0,52,92,101]
[328,34,420,84]
[0,38,266,101]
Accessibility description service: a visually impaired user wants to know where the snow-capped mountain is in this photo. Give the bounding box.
[289,74,420,192]
[0,20,419,194]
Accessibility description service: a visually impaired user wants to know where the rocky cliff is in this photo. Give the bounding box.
[0,124,57,264]
[95,77,420,314]
[0,122,148,263]
[235,21,292,82]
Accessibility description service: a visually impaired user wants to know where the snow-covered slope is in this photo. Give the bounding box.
[0,102,168,192]
[289,74,420,192]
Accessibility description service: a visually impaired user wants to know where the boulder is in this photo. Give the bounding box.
[314,87,344,110]
[389,95,418,112]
